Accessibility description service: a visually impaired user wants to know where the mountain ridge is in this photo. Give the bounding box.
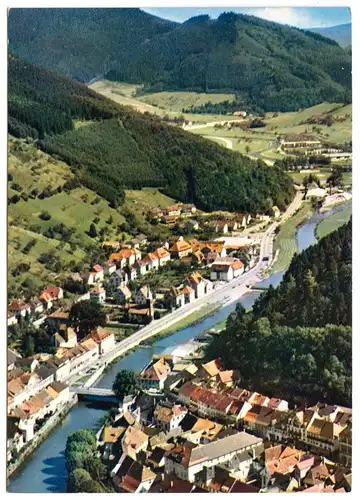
[309,22,351,48]
[8,8,351,112]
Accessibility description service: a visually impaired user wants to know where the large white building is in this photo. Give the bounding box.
[165,431,263,483]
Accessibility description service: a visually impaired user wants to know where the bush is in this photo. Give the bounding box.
[39,211,51,221]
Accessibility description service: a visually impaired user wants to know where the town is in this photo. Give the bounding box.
[7,6,352,495]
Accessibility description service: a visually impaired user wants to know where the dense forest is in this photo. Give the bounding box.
[8,53,295,213]
[8,52,125,139]
[206,220,352,406]
[8,9,351,112]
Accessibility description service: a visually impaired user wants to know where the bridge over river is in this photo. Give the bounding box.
[70,387,119,404]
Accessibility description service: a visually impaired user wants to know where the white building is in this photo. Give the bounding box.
[165,432,263,483]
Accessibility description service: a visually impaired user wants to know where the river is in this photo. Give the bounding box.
[8,205,346,493]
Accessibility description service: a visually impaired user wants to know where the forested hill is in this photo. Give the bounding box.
[8,9,351,112]
[206,220,352,406]
[8,53,294,213]
[8,8,177,82]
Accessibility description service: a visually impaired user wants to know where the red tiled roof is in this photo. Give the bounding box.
[169,239,192,253]
[153,247,170,259]
[43,287,62,299]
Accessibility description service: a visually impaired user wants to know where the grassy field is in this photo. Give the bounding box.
[8,139,127,295]
[289,169,352,188]
[8,138,183,296]
[271,202,314,275]
[90,81,352,145]
[316,202,352,239]
[138,91,236,112]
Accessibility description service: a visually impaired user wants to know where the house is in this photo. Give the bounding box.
[267,398,289,412]
[186,418,224,444]
[198,359,223,380]
[46,311,70,330]
[142,253,160,272]
[235,213,251,227]
[42,287,64,301]
[181,204,197,216]
[226,220,238,232]
[7,312,18,326]
[187,273,213,299]
[103,261,117,276]
[216,370,238,388]
[109,269,129,288]
[92,265,104,282]
[164,431,264,483]
[29,297,44,315]
[139,357,171,392]
[52,325,77,348]
[39,292,53,310]
[153,247,171,267]
[153,404,188,432]
[88,328,115,355]
[8,349,21,372]
[121,425,149,460]
[83,272,95,287]
[306,187,327,199]
[115,286,132,305]
[210,259,244,281]
[128,306,153,323]
[182,286,195,304]
[272,206,281,219]
[192,241,227,259]
[161,214,178,227]
[8,300,31,318]
[208,220,228,234]
[166,205,182,217]
[169,238,193,259]
[281,135,321,150]
[149,208,165,221]
[90,286,106,304]
[148,447,167,469]
[101,426,126,460]
[166,287,185,309]
[109,248,141,268]
[338,427,352,467]
[135,285,153,306]
[185,219,199,233]
[113,455,156,493]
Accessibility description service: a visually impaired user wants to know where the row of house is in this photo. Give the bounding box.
[149,203,197,223]
[8,287,64,326]
[7,349,73,456]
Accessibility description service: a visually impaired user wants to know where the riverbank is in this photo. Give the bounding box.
[271,201,313,275]
[140,303,222,346]
[7,393,78,479]
[316,202,352,239]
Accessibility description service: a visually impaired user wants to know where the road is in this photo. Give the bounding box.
[67,191,303,387]
[207,136,233,150]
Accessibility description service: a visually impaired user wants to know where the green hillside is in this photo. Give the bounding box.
[8,8,177,82]
[8,9,351,112]
[9,53,295,214]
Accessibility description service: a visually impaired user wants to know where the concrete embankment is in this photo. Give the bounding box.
[7,393,78,479]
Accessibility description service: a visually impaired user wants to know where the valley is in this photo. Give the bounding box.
[7,7,352,496]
